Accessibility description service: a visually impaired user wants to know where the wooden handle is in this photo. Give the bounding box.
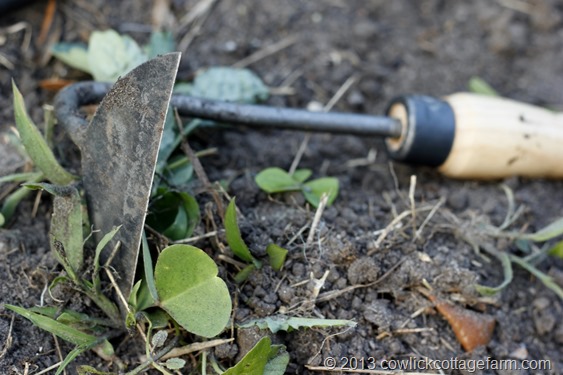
[439,93,563,179]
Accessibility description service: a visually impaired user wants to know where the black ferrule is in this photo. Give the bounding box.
[385,95,455,167]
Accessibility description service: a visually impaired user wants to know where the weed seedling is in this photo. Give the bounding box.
[255,167,339,208]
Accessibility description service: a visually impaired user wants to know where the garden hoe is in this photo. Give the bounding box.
[54,52,563,301]
[55,53,180,301]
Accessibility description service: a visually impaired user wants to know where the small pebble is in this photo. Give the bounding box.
[532,297,550,310]
[347,90,365,108]
[347,257,380,284]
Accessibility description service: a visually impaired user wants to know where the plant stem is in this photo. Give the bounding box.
[82,285,122,328]
[510,255,563,299]
[125,336,179,375]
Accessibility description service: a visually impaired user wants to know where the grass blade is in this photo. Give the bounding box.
[12,81,76,185]
[510,255,563,300]
[5,304,98,346]
[225,198,254,264]
[475,247,513,296]
[142,231,159,302]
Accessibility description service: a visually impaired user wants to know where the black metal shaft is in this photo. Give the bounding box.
[55,82,402,139]
[171,96,402,138]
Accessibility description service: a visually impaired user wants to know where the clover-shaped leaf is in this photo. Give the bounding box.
[155,245,231,338]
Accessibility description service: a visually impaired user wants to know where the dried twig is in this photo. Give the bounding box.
[38,0,57,45]
[177,0,217,51]
[0,314,14,359]
[316,259,404,303]
[306,193,329,247]
[408,175,417,235]
[35,362,62,375]
[415,197,445,240]
[233,35,298,69]
[173,230,223,244]
[161,338,234,360]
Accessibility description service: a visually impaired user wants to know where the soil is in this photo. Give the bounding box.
[1,0,563,374]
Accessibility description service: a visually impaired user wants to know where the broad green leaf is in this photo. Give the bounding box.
[468,77,499,97]
[548,240,563,258]
[475,251,513,296]
[146,30,175,59]
[51,42,91,73]
[238,315,357,334]
[255,168,301,193]
[223,337,288,375]
[302,177,339,208]
[12,82,76,185]
[165,358,186,370]
[522,217,563,242]
[26,183,83,275]
[0,213,4,226]
[154,244,232,337]
[264,347,290,375]
[291,169,312,183]
[191,67,269,103]
[225,199,260,267]
[5,304,98,346]
[144,308,170,329]
[266,244,288,271]
[87,29,147,82]
[146,191,200,240]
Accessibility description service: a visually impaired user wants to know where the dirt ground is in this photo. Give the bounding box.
[1,0,563,374]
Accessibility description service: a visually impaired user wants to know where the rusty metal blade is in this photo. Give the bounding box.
[81,53,180,299]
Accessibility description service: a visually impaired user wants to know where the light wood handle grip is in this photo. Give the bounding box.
[439,93,563,179]
[385,93,563,179]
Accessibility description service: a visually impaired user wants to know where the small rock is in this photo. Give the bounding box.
[236,327,268,362]
[533,307,557,335]
[532,297,550,310]
[509,345,528,360]
[347,256,380,284]
[324,234,356,264]
[223,40,238,52]
[214,342,238,360]
[277,285,294,304]
[347,90,365,108]
[363,300,393,332]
